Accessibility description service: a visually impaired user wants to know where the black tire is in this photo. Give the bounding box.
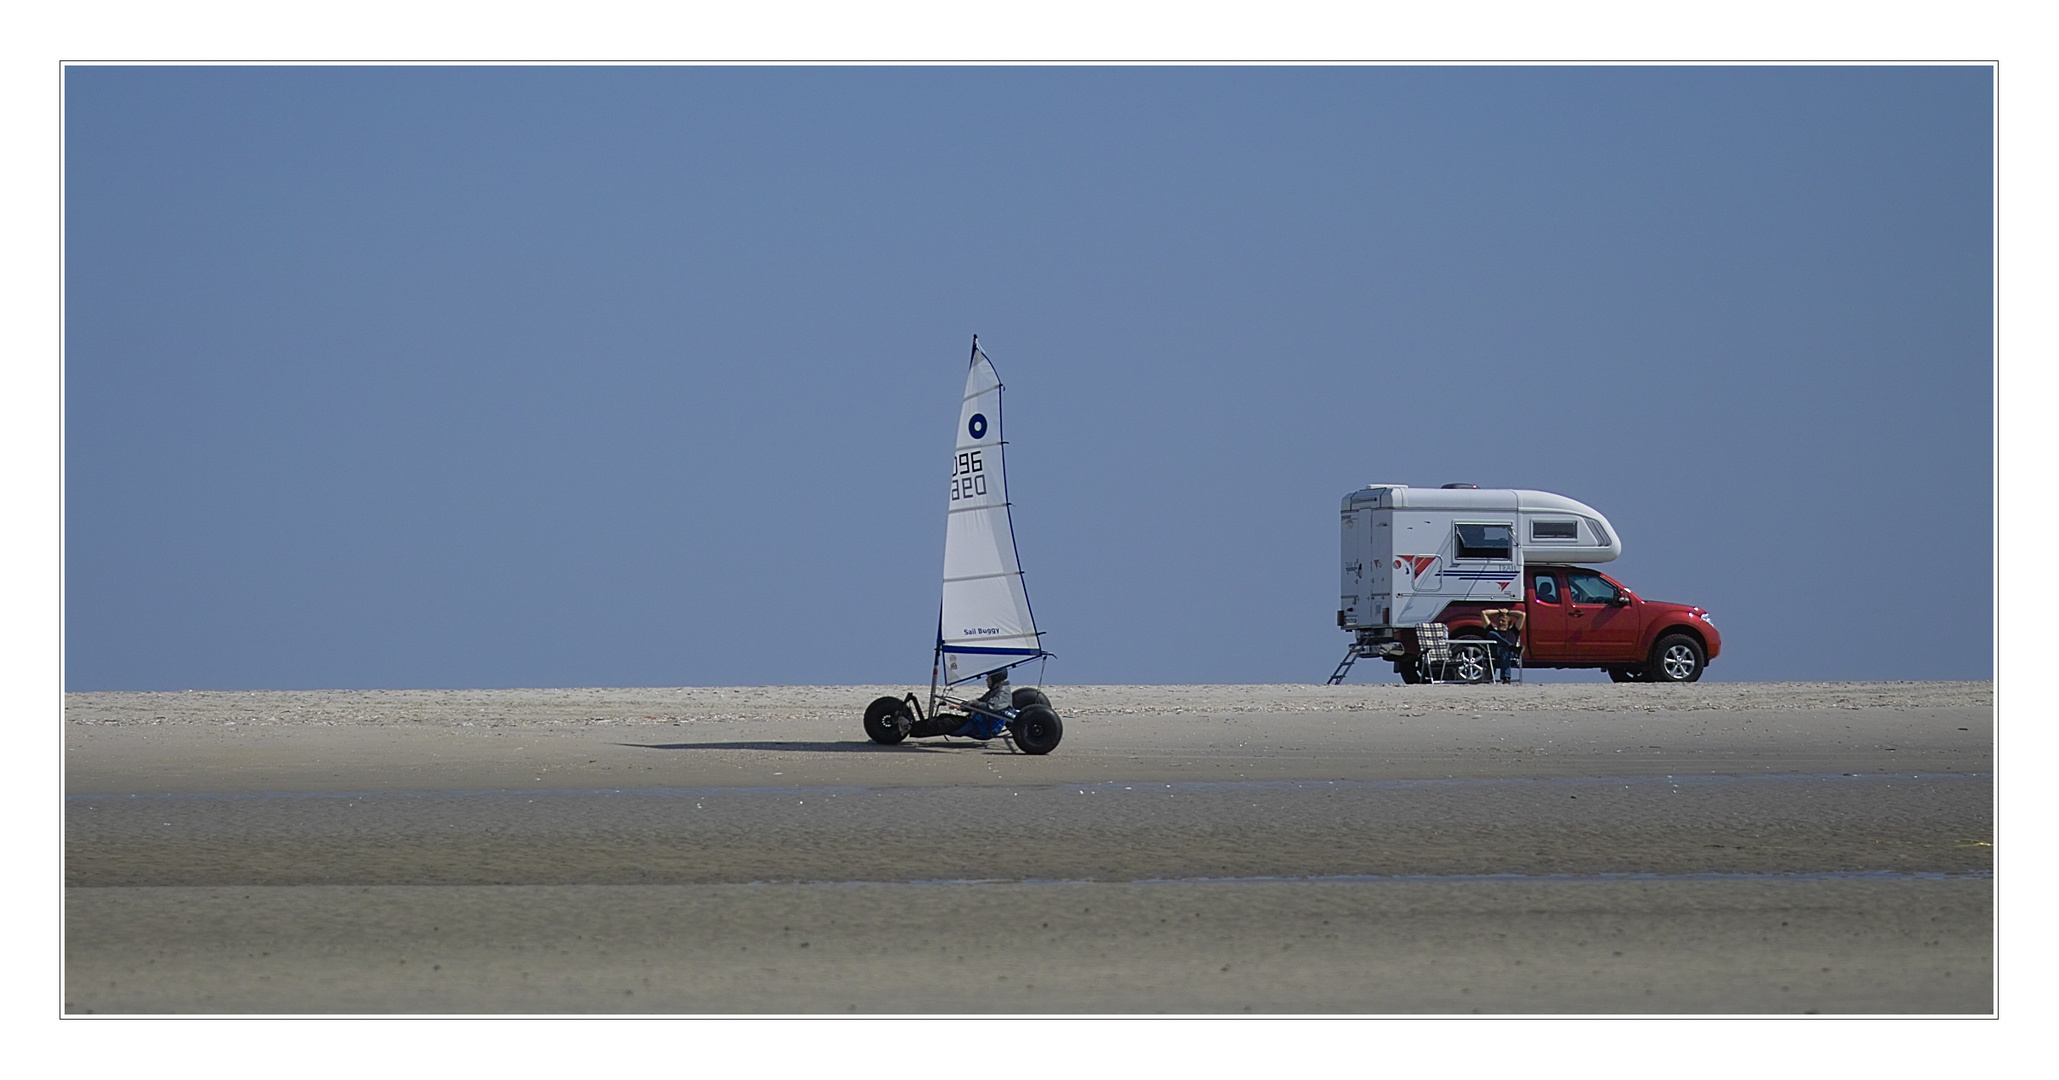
[1448,637,1494,684]
[1646,635,1706,683]
[1011,687,1050,711]
[1010,704,1063,755]
[1607,666,1647,683]
[863,695,911,744]
[1395,661,1425,685]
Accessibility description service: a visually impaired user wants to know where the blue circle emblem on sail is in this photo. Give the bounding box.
[968,413,988,440]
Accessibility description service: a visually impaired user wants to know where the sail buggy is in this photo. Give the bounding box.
[863,338,1064,755]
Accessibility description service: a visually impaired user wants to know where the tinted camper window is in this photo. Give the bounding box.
[1531,520,1578,541]
[1455,523,1513,560]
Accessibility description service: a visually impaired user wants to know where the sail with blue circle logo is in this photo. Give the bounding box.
[938,341,1048,685]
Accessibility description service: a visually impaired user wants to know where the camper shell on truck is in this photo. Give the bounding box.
[1335,484,1719,683]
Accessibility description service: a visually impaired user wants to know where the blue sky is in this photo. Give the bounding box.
[64,65,1993,689]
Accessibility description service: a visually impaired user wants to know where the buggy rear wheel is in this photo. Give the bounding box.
[863,695,911,744]
[1009,704,1063,755]
[1011,687,1050,711]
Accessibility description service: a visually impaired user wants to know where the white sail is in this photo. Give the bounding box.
[937,341,1047,685]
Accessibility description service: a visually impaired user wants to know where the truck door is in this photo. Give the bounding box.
[1524,569,1574,663]
[1565,569,1642,662]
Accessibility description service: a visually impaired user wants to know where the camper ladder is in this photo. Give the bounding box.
[1326,647,1358,685]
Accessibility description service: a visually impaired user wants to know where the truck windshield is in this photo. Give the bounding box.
[1455,523,1513,560]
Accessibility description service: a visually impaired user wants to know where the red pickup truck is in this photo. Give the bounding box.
[1403,566,1720,684]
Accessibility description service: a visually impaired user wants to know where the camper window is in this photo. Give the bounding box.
[1455,523,1513,561]
[1532,520,1578,541]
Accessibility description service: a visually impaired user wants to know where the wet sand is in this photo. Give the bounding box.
[64,682,1993,1014]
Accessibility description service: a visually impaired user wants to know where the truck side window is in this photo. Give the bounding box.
[1567,570,1616,605]
[1455,523,1513,560]
[1533,575,1559,604]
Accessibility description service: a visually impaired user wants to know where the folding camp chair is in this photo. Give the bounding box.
[1414,623,1452,683]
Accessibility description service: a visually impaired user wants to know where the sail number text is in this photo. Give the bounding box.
[951,450,988,500]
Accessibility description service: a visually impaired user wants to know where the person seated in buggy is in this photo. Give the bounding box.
[976,668,1012,712]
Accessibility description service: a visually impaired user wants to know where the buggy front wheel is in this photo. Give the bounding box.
[1009,704,1063,755]
[863,696,911,745]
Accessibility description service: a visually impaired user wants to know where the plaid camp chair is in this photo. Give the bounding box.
[1415,622,1452,683]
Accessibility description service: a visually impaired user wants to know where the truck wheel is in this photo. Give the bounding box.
[1607,667,1647,683]
[1011,687,1050,711]
[863,695,911,744]
[1647,635,1706,683]
[1448,638,1494,684]
[1009,704,1063,755]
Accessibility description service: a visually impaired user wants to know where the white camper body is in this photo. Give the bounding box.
[1339,485,1621,630]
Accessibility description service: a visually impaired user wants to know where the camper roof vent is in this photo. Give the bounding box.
[1440,483,1479,489]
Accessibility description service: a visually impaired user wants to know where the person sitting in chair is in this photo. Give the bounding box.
[1479,608,1526,684]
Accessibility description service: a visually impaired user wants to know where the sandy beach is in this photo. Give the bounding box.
[64,681,1993,1014]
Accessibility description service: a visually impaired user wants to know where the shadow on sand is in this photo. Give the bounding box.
[620,740,1004,754]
